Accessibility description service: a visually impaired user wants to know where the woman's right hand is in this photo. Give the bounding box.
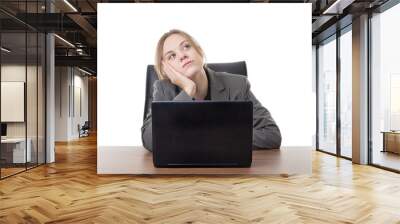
[162,61,197,97]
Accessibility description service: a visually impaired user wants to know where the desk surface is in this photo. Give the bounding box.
[381,131,400,134]
[1,138,27,143]
[98,146,312,175]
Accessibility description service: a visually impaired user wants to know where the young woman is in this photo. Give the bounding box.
[141,29,281,151]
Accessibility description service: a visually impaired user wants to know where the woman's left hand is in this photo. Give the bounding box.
[162,61,197,97]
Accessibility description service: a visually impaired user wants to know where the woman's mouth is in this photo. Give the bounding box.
[182,60,193,68]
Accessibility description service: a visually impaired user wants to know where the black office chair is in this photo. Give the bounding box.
[79,121,90,138]
[143,61,247,121]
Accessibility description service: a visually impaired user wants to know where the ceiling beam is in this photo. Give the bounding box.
[55,55,96,69]
[67,13,97,39]
[312,15,335,33]
[322,0,356,14]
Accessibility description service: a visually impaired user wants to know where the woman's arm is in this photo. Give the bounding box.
[141,80,195,151]
[141,109,153,151]
[141,81,167,151]
[243,79,282,149]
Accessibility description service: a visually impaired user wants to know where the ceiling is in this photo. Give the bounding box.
[0,0,392,75]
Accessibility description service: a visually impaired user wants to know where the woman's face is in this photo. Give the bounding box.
[162,34,204,79]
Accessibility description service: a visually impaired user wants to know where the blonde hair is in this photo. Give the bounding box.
[154,29,205,80]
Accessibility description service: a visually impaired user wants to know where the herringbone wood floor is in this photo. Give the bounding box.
[1,134,400,223]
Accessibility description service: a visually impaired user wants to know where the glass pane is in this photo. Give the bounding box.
[38,32,45,165]
[1,31,27,177]
[0,1,46,178]
[27,31,38,169]
[340,29,352,158]
[371,4,400,171]
[318,37,337,154]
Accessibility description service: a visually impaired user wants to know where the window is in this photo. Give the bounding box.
[340,27,352,158]
[0,1,46,179]
[371,2,400,171]
[318,36,337,154]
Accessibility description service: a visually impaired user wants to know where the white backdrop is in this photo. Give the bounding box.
[98,3,313,148]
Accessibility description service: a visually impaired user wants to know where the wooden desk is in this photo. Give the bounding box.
[97,146,312,175]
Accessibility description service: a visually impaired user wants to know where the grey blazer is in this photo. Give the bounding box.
[141,67,282,151]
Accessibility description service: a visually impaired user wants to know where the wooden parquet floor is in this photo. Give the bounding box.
[1,134,400,223]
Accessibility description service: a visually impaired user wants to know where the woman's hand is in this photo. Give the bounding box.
[162,61,197,97]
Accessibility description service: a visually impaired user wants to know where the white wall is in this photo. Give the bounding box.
[1,65,38,138]
[55,67,89,141]
[55,67,69,141]
[98,3,313,173]
[73,72,89,137]
[1,64,25,124]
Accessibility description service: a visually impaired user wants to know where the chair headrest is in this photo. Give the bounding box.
[143,61,247,121]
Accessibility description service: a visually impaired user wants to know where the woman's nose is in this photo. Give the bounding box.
[179,52,188,61]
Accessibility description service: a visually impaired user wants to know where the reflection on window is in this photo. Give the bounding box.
[371,3,400,171]
[340,29,352,158]
[390,74,400,130]
[318,37,337,154]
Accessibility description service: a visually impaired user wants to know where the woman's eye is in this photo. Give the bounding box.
[168,54,176,60]
[183,43,191,50]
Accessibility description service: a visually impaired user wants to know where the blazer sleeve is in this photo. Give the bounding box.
[141,81,166,151]
[141,81,194,151]
[243,79,282,149]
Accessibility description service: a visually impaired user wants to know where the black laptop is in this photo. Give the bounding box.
[152,101,253,168]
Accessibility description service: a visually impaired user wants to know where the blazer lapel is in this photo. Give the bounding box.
[206,67,229,101]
